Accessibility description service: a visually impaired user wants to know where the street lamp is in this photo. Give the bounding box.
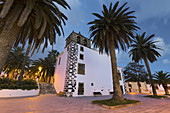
[37,66,42,83]
[38,66,42,72]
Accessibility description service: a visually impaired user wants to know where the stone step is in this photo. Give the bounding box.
[39,83,56,94]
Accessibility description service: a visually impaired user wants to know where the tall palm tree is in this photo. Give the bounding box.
[153,71,170,95]
[0,0,70,73]
[129,32,162,96]
[18,44,31,81]
[88,2,139,100]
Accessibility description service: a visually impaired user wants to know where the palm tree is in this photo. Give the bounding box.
[88,2,139,100]
[153,71,170,95]
[18,44,31,81]
[3,46,31,79]
[28,50,59,83]
[129,32,162,96]
[0,0,70,73]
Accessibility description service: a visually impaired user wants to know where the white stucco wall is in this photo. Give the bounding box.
[0,89,40,98]
[126,82,148,93]
[54,49,67,93]
[73,44,125,96]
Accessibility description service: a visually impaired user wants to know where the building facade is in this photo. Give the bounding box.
[54,31,126,97]
[146,84,170,94]
[125,82,148,93]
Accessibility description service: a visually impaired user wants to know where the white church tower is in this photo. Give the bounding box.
[54,31,126,97]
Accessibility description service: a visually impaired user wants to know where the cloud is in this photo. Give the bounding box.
[116,50,131,66]
[98,0,170,21]
[55,37,65,52]
[164,17,169,24]
[66,0,81,8]
[154,37,170,56]
[60,0,85,25]
[134,0,170,21]
[163,59,170,64]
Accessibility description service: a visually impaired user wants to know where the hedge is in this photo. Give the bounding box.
[0,78,38,90]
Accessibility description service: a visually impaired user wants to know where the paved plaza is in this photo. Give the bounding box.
[0,94,170,113]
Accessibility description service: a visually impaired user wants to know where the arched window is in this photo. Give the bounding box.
[77,36,80,43]
[84,39,87,46]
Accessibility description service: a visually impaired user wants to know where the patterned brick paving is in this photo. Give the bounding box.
[0,94,170,113]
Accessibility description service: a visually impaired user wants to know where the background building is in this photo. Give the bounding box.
[126,82,148,93]
[54,31,126,97]
[146,84,170,94]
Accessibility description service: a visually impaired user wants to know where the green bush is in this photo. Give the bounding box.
[0,78,38,90]
[0,78,13,85]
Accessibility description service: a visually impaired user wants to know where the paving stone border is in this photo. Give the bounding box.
[93,101,141,110]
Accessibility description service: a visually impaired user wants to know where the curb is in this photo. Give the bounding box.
[94,102,141,110]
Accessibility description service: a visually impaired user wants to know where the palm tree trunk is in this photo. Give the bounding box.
[163,85,169,95]
[144,57,157,96]
[0,24,20,72]
[109,38,124,100]
[18,44,31,83]
[137,79,141,93]
[52,44,54,51]
[49,75,51,83]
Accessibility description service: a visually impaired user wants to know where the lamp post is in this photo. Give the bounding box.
[37,66,42,83]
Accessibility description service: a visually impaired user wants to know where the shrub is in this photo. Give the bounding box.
[20,79,37,86]
[0,78,38,90]
[0,78,13,85]
[57,91,64,96]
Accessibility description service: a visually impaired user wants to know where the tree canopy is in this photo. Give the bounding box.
[153,71,170,85]
[28,50,59,83]
[3,46,32,78]
[124,62,149,83]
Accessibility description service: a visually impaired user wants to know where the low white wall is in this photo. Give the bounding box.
[146,84,170,95]
[0,89,40,98]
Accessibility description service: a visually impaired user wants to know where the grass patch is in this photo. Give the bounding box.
[144,95,168,99]
[92,99,140,106]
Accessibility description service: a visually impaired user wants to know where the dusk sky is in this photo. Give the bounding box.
[32,0,170,73]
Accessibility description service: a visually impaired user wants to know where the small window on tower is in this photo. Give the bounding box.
[84,39,87,46]
[91,83,94,86]
[77,36,80,43]
[80,46,84,52]
[58,57,61,65]
[80,54,84,60]
[67,46,69,51]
